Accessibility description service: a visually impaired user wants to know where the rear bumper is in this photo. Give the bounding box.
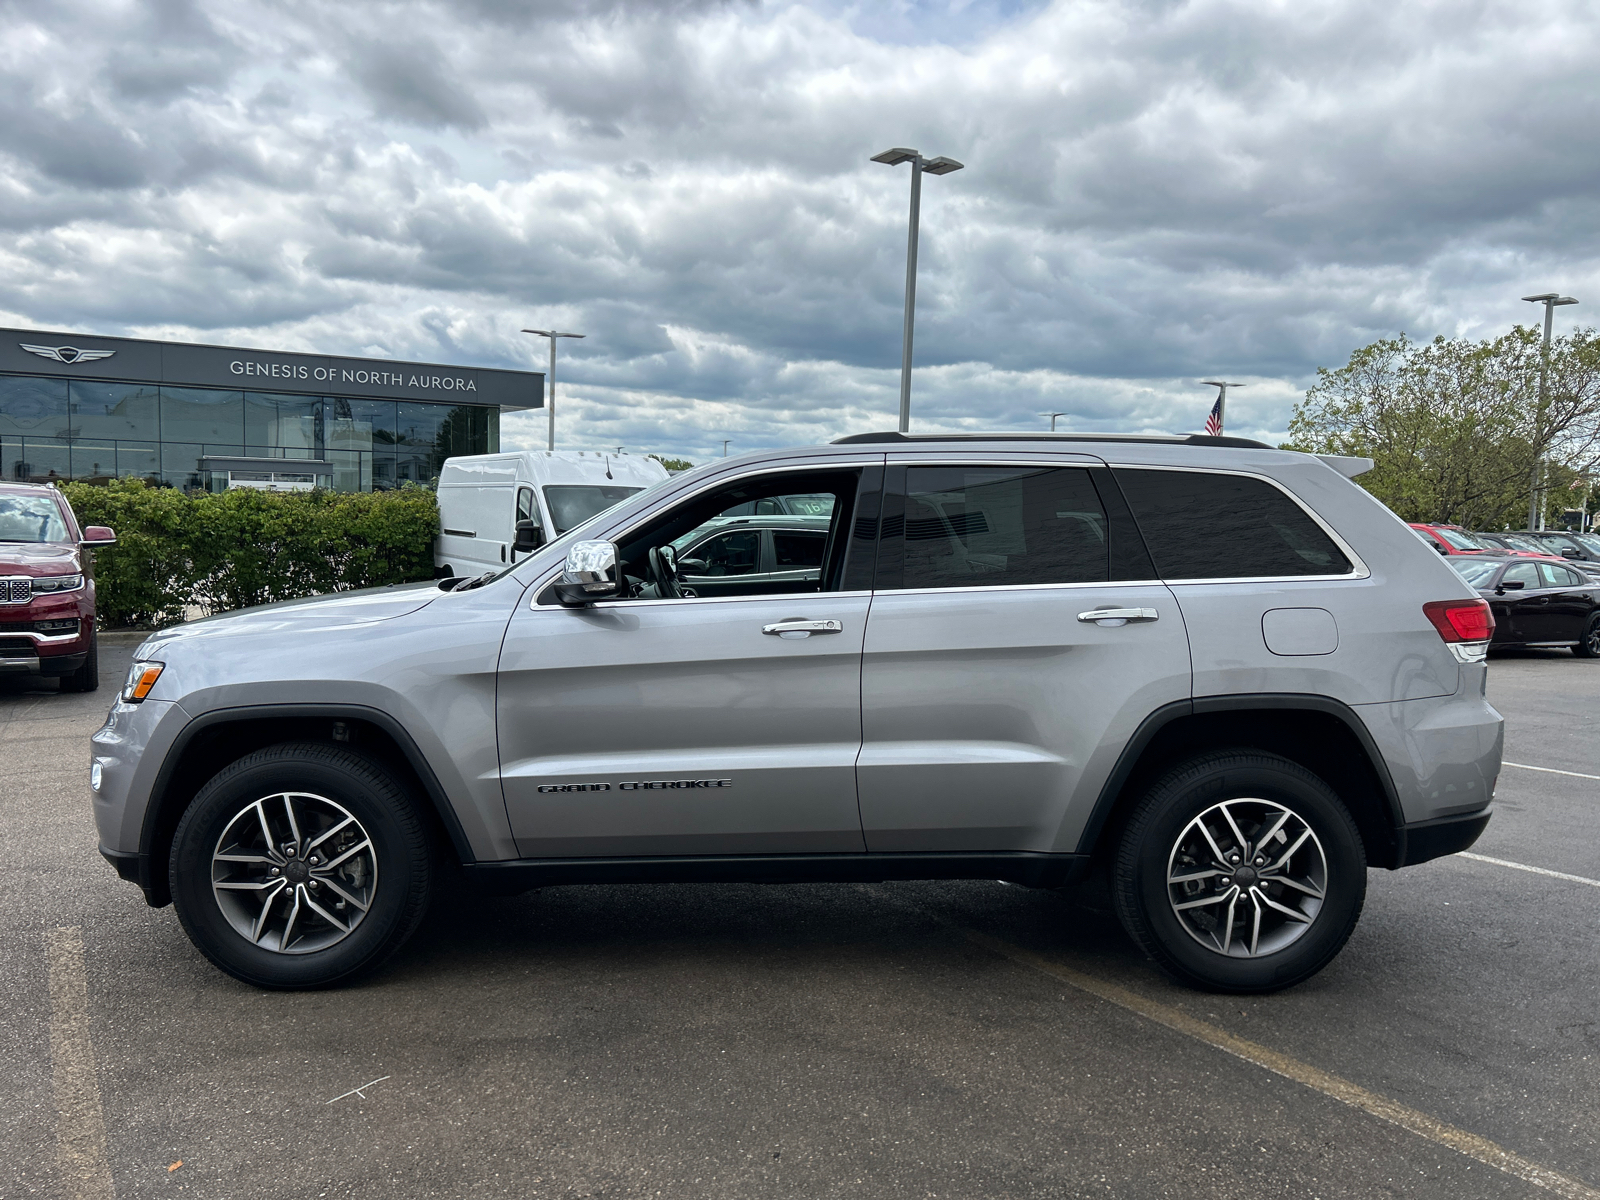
[1398,809,1492,867]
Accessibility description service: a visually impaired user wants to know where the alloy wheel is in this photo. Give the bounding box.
[210,792,378,954]
[1166,798,1327,957]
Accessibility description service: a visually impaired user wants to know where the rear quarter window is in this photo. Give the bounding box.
[1115,468,1352,580]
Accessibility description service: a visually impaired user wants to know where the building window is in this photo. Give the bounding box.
[1,370,498,492]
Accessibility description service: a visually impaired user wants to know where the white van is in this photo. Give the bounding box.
[434,450,671,577]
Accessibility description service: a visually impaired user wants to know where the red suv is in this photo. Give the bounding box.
[0,483,116,692]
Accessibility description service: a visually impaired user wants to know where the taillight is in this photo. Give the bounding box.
[1423,599,1494,643]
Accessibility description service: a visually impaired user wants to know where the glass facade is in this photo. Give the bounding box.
[0,374,498,491]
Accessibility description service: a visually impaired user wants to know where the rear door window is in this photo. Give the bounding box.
[877,466,1121,590]
[1539,562,1586,588]
[1115,469,1352,580]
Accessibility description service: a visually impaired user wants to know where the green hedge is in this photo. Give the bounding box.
[60,480,440,629]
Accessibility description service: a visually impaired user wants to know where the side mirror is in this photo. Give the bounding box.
[1435,543,1448,554]
[1497,579,1526,592]
[512,519,546,554]
[679,558,708,574]
[554,540,622,607]
[81,526,116,546]
[1561,547,1581,558]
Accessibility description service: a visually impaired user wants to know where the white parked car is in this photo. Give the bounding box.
[434,450,670,578]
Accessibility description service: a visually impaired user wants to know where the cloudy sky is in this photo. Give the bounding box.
[3,0,1597,461]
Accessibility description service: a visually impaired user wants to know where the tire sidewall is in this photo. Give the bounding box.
[1123,757,1365,992]
[1576,614,1600,657]
[170,750,424,989]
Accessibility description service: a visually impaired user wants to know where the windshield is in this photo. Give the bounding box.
[0,494,69,542]
[1502,534,1547,553]
[1434,527,1486,550]
[543,485,646,535]
[1571,532,1600,555]
[1450,558,1502,587]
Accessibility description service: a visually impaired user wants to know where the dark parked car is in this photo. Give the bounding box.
[1516,529,1600,564]
[0,482,116,690]
[1472,531,1573,560]
[670,515,833,598]
[1449,555,1600,656]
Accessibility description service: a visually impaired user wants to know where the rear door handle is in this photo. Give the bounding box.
[1077,607,1158,625]
[762,619,843,638]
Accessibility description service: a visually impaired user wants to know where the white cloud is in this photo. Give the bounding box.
[2,0,1597,463]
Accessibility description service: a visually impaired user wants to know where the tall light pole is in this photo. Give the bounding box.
[1200,381,1246,435]
[871,147,964,433]
[522,328,585,451]
[1042,411,1067,431]
[721,440,732,457]
[1521,294,1579,531]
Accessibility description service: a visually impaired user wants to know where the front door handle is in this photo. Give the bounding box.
[762,619,843,638]
[1077,607,1159,626]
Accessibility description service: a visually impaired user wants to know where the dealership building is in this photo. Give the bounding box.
[0,328,542,492]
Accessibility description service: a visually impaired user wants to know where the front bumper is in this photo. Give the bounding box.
[0,598,93,673]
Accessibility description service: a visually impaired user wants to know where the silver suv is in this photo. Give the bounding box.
[91,433,1502,993]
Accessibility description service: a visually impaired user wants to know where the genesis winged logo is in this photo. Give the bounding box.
[20,343,116,365]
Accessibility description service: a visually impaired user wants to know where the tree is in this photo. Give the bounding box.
[649,455,695,472]
[1288,327,1600,528]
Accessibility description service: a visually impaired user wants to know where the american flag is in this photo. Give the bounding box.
[1204,395,1223,436]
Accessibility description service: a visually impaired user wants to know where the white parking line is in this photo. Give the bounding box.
[1504,761,1600,782]
[45,927,113,1200]
[960,928,1600,1200]
[1459,852,1600,889]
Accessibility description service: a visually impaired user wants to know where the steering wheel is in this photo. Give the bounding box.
[647,545,684,600]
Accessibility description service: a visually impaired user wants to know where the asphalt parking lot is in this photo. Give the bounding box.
[4,640,1599,1200]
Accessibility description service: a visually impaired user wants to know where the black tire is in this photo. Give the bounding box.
[58,631,99,693]
[1113,750,1366,993]
[1573,614,1600,657]
[169,742,433,989]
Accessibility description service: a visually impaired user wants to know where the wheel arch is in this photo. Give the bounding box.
[136,704,474,907]
[1077,695,1406,870]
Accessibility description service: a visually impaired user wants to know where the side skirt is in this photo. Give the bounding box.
[462,851,1090,894]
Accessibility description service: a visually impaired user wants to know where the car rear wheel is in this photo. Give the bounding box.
[1113,751,1366,993]
[1573,614,1600,658]
[169,742,434,989]
[58,631,98,693]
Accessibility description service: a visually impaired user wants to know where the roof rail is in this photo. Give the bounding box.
[828,431,1272,450]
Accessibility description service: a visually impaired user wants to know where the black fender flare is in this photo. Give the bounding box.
[139,702,476,876]
[1074,693,1409,866]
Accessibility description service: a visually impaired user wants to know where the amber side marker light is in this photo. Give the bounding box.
[123,661,165,702]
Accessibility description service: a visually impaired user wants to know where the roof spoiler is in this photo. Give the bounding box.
[1317,454,1375,478]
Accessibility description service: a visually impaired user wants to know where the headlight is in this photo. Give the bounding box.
[32,574,85,593]
[122,660,165,702]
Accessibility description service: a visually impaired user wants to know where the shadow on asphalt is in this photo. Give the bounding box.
[380,875,1145,992]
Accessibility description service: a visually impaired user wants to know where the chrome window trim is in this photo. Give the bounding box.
[1106,462,1371,583]
[526,460,881,611]
[868,579,1167,598]
[563,588,874,611]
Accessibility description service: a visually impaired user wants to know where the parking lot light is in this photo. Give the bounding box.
[872,147,964,433]
[522,328,586,451]
[1042,411,1067,431]
[1521,294,1580,530]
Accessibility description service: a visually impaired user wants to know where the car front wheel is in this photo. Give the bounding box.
[1113,751,1366,993]
[169,742,434,989]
